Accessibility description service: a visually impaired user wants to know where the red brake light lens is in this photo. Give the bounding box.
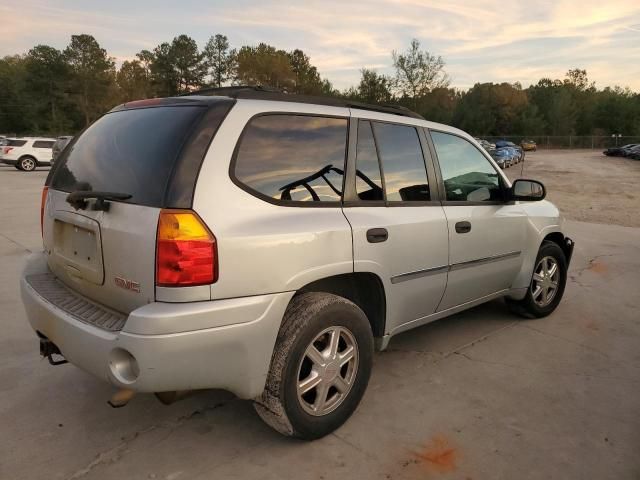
[40,187,48,237]
[155,210,217,287]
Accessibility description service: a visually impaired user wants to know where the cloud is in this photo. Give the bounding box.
[1,0,639,90]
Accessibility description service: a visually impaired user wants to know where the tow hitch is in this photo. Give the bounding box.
[39,337,68,366]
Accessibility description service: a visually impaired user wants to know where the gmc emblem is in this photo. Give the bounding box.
[114,276,141,293]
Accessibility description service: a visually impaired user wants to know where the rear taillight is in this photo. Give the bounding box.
[40,187,48,237]
[4,147,13,155]
[155,210,217,287]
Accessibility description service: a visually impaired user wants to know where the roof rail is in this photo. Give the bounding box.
[180,85,424,120]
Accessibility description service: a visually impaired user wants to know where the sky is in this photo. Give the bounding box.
[1,0,639,91]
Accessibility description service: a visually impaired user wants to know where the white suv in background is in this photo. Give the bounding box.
[1,137,55,171]
[21,88,574,439]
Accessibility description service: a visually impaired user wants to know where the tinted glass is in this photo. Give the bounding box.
[373,122,429,202]
[234,115,347,202]
[7,139,27,147]
[51,106,206,207]
[355,121,383,201]
[431,131,502,202]
[33,141,54,148]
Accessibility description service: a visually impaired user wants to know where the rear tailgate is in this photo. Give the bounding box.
[43,191,159,312]
[43,99,235,314]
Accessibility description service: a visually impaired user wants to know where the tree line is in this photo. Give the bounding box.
[1,34,638,137]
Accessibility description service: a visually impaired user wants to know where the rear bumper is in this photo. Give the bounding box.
[21,253,293,399]
[1,159,17,165]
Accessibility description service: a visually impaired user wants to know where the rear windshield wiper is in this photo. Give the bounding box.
[66,191,132,211]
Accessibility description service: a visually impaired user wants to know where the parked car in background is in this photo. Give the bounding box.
[603,144,638,156]
[0,137,8,147]
[52,136,73,163]
[521,139,537,151]
[21,88,573,440]
[495,140,524,163]
[626,145,640,160]
[0,137,55,171]
[491,148,513,168]
[477,139,496,151]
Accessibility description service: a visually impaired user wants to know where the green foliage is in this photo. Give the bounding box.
[203,34,233,88]
[392,38,450,106]
[1,35,639,139]
[64,34,116,126]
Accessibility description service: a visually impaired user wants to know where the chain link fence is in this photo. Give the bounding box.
[482,136,640,149]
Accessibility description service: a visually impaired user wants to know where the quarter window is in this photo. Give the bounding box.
[234,115,348,203]
[431,131,502,202]
[33,141,55,148]
[373,122,430,202]
[355,121,383,201]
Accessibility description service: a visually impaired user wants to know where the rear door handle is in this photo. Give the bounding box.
[455,221,471,234]
[366,228,388,243]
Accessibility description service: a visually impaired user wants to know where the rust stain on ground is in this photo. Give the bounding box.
[413,434,458,473]
[588,260,608,274]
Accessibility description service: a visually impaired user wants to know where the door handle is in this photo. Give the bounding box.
[455,221,471,234]
[366,228,388,243]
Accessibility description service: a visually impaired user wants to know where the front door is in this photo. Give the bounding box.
[428,130,527,311]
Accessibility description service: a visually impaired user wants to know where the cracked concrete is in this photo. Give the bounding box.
[1,155,640,480]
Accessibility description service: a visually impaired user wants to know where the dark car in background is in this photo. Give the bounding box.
[603,144,638,156]
[52,136,73,163]
[626,145,640,160]
[490,147,513,168]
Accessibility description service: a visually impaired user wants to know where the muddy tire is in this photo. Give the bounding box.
[507,241,567,319]
[254,292,373,440]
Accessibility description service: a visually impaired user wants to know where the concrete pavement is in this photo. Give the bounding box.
[0,166,638,479]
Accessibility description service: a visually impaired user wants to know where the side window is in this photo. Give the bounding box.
[234,114,347,203]
[33,141,55,148]
[373,122,429,202]
[8,140,27,147]
[355,121,383,201]
[431,131,502,202]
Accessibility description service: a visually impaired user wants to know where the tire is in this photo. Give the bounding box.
[18,156,37,171]
[254,292,374,440]
[506,241,567,319]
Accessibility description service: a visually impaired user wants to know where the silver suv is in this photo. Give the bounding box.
[21,88,574,439]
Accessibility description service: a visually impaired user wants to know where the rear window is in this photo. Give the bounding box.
[33,141,55,148]
[233,114,348,203]
[50,106,208,207]
[7,139,27,147]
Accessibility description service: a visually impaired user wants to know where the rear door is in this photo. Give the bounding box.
[427,130,527,310]
[44,100,233,313]
[342,114,449,335]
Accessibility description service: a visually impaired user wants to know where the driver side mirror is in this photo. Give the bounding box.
[511,179,546,201]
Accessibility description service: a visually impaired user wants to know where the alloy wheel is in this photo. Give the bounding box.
[296,326,359,416]
[21,158,36,171]
[531,256,560,307]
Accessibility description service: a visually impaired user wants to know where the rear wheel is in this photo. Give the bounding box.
[18,156,36,171]
[507,241,567,318]
[254,292,373,440]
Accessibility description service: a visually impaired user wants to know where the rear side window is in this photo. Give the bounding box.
[33,141,55,148]
[50,106,207,207]
[373,122,430,202]
[7,139,27,147]
[234,114,348,203]
[355,121,383,201]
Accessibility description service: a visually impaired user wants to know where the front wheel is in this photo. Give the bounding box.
[507,241,567,318]
[254,292,373,440]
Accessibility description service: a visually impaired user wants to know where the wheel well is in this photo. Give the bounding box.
[298,273,386,338]
[542,232,569,258]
